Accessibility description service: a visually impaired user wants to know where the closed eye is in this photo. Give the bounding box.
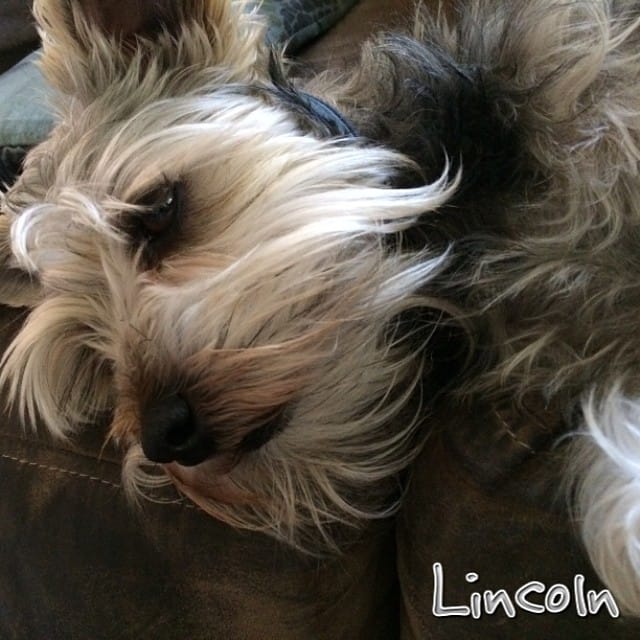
[122,179,186,268]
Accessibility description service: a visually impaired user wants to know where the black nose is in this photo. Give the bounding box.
[140,395,214,466]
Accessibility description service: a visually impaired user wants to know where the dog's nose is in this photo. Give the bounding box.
[140,395,214,466]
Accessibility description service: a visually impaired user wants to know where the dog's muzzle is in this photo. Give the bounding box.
[140,394,215,466]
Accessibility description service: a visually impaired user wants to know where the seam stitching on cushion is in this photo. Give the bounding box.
[493,409,536,454]
[0,430,121,466]
[0,452,198,511]
[0,452,122,488]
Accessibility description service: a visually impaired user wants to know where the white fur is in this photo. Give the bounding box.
[573,389,640,614]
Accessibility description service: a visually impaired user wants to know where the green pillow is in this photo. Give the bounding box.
[261,0,359,52]
[0,52,54,148]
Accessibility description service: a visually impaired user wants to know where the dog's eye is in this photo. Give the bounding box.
[123,180,186,267]
[139,181,184,236]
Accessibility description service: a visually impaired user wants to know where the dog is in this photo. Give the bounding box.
[1,0,640,616]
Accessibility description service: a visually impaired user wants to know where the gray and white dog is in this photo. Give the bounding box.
[1,0,640,615]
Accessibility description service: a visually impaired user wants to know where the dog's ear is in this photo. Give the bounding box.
[34,0,265,99]
[54,0,200,41]
[0,216,42,308]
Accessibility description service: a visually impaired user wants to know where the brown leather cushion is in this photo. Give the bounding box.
[397,403,640,638]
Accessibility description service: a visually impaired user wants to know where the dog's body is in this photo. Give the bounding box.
[1,0,640,615]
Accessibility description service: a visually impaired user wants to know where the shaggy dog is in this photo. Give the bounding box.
[1,0,640,615]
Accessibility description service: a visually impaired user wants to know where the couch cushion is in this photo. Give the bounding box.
[396,403,640,639]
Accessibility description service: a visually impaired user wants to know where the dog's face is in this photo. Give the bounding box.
[0,0,451,548]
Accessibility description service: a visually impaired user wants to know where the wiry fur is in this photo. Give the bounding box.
[399,1,640,615]
[1,0,640,615]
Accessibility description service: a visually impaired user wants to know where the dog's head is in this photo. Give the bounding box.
[0,0,453,549]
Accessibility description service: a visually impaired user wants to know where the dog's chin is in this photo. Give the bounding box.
[164,456,255,508]
[165,456,230,485]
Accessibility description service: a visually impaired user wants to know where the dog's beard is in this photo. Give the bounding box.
[115,296,436,550]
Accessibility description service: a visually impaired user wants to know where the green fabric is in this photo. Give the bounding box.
[0,52,54,148]
[0,0,360,150]
[260,0,360,52]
